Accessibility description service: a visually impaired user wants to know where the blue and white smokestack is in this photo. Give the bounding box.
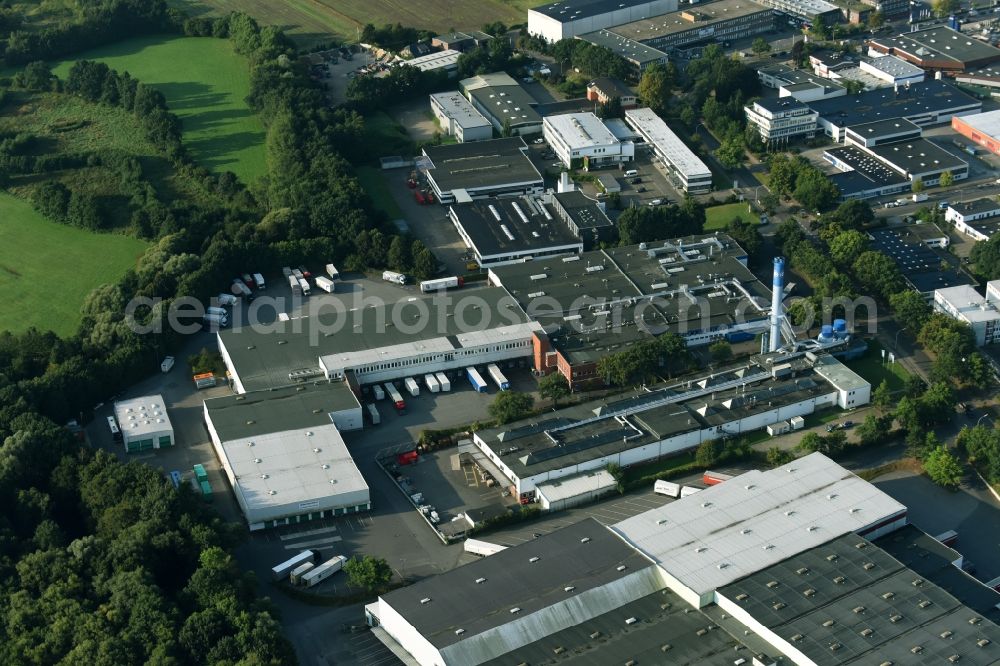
[769,257,785,353]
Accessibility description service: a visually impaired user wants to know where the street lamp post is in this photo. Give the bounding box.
[977,414,991,428]
[894,327,908,354]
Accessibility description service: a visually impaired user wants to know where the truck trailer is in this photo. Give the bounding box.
[419,276,464,293]
[315,276,336,293]
[435,372,451,391]
[373,384,385,401]
[271,550,319,581]
[384,383,405,410]
[325,263,340,280]
[203,312,230,328]
[290,562,315,585]
[300,555,347,587]
[253,272,266,290]
[467,367,488,393]
[382,270,407,285]
[680,485,703,497]
[487,363,510,391]
[464,538,508,557]
[653,480,680,498]
[404,377,420,396]
[367,403,381,425]
[424,373,440,393]
[297,277,311,296]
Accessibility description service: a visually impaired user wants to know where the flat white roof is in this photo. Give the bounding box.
[544,112,620,149]
[864,54,924,78]
[407,49,461,72]
[611,453,906,598]
[115,394,173,439]
[431,91,492,130]
[936,284,1000,323]
[810,354,870,393]
[956,108,1000,138]
[220,424,369,524]
[536,469,617,502]
[624,108,711,180]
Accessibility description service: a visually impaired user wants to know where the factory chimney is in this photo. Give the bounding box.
[769,257,785,353]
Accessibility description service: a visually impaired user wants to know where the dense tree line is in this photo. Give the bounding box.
[597,333,693,386]
[550,39,631,80]
[346,65,450,112]
[2,0,175,66]
[360,23,434,51]
[617,198,705,245]
[958,425,1000,486]
[767,153,840,212]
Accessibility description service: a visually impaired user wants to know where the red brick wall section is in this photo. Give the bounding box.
[953,116,1000,155]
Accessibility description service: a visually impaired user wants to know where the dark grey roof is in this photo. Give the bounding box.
[949,198,1000,217]
[531,0,659,20]
[826,145,909,192]
[588,76,634,98]
[450,196,582,260]
[847,117,922,140]
[754,96,812,114]
[218,287,529,391]
[466,85,542,129]
[867,139,968,177]
[204,381,359,442]
[871,25,1000,66]
[579,29,669,66]
[719,533,1000,666]
[810,80,981,129]
[379,518,653,650]
[868,227,975,293]
[423,137,543,194]
[481,588,769,666]
[552,190,614,230]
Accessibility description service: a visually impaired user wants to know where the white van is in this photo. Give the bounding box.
[623,169,638,177]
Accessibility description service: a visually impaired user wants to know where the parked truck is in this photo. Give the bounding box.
[315,276,335,293]
[487,363,510,391]
[160,356,175,373]
[232,279,252,298]
[385,382,405,410]
[435,372,451,391]
[193,372,216,389]
[382,270,407,285]
[297,277,311,296]
[404,377,420,396]
[419,276,464,293]
[653,480,680,498]
[203,312,230,328]
[467,367,488,393]
[367,403,381,425]
[464,538,509,557]
[290,561,315,585]
[271,550,319,581]
[912,192,929,203]
[424,373,440,393]
[206,306,228,318]
[253,272,266,290]
[288,274,301,294]
[300,555,347,587]
[325,264,340,280]
[217,293,238,306]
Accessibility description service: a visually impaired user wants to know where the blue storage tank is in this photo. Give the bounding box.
[821,324,834,338]
[833,319,847,339]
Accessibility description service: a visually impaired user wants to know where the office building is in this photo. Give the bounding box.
[429,92,493,143]
[933,282,1000,346]
[421,137,544,204]
[543,112,634,168]
[624,107,712,193]
[745,98,819,142]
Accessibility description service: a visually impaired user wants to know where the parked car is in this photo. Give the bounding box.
[533,138,545,144]
[648,198,664,206]
[241,273,255,288]
[630,177,642,184]
[842,420,854,429]
[636,186,646,192]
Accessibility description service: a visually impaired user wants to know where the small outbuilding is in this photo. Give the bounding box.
[114,394,175,453]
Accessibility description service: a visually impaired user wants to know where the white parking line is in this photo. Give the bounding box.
[283,535,343,550]
[278,526,338,541]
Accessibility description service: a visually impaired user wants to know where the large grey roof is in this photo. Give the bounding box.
[579,29,669,65]
[449,195,583,260]
[870,26,1000,67]
[868,227,976,294]
[531,0,664,20]
[379,518,656,651]
[422,137,543,193]
[810,80,981,129]
[867,138,968,177]
[718,533,1000,666]
[612,453,907,600]
[203,381,360,442]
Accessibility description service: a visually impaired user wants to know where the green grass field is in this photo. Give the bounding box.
[51,35,266,183]
[0,192,148,336]
[705,202,759,231]
[170,0,541,44]
[356,166,403,220]
[846,340,910,392]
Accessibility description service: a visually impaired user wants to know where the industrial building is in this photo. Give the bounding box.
[809,80,981,142]
[549,189,616,248]
[473,353,870,499]
[429,92,493,143]
[447,195,584,266]
[114,394,174,453]
[487,234,771,388]
[752,0,839,21]
[865,137,969,186]
[868,26,1000,73]
[744,98,819,143]
[624,107,712,193]
[577,29,669,74]
[860,54,926,86]
[868,226,975,295]
[933,282,1000,346]
[844,117,922,148]
[542,112,634,168]
[824,145,911,200]
[859,0,908,17]
[946,198,1000,240]
[202,381,369,530]
[369,453,1000,666]
[952,109,1000,158]
[405,49,462,75]
[421,137,544,203]
[430,31,492,53]
[527,0,677,43]
[586,76,638,108]
[460,73,543,136]
[607,0,777,52]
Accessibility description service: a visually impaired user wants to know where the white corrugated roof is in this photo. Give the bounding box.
[407,49,461,71]
[611,453,906,598]
[536,469,617,503]
[624,108,711,180]
[956,108,1000,139]
[544,112,619,150]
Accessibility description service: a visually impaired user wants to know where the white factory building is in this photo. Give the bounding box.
[945,198,1000,240]
[405,49,461,75]
[474,352,870,500]
[542,112,634,168]
[203,381,369,530]
[429,92,493,143]
[527,0,677,43]
[114,394,174,453]
[859,55,925,86]
[933,282,1000,346]
[624,107,712,193]
[364,454,1000,666]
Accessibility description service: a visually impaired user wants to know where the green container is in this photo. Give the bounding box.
[193,464,208,482]
[199,480,212,501]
